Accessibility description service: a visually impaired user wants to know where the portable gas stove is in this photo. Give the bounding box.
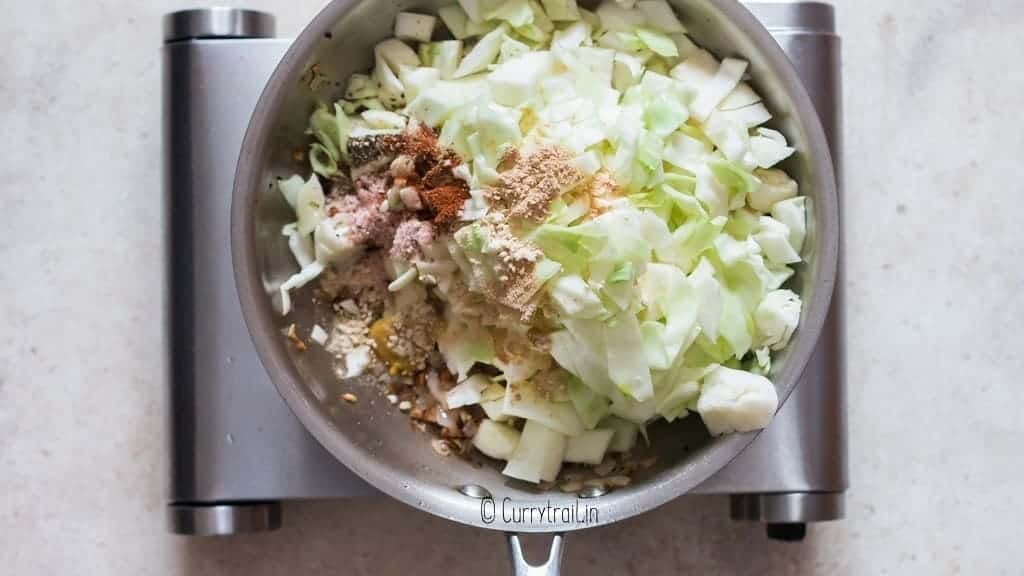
[163,2,845,541]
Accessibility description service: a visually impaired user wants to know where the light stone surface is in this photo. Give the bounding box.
[2,1,1022,574]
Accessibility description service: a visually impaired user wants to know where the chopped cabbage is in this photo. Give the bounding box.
[696,366,778,436]
[748,168,798,212]
[275,1,813,482]
[446,373,493,408]
[771,197,807,253]
[542,0,581,21]
[437,320,495,381]
[395,12,437,43]
[568,376,612,429]
[454,24,508,77]
[636,1,685,33]
[754,289,802,350]
[601,415,640,452]
[473,419,522,460]
[503,420,566,482]
[503,381,585,436]
[564,429,615,464]
[439,5,472,38]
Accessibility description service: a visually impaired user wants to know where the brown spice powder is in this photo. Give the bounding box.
[421,184,470,225]
[485,147,582,222]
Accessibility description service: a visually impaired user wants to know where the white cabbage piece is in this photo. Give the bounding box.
[719,82,760,110]
[694,165,730,218]
[718,286,753,360]
[480,383,511,421]
[499,35,531,63]
[503,381,585,436]
[713,103,771,131]
[664,131,713,174]
[437,320,495,381]
[493,341,551,385]
[361,109,408,130]
[487,0,535,27]
[689,257,722,341]
[601,415,639,452]
[344,73,378,100]
[771,197,807,253]
[609,391,657,425]
[502,420,567,482]
[279,261,325,316]
[387,266,419,292]
[277,174,305,209]
[573,151,603,175]
[605,312,655,402]
[748,168,798,212]
[642,29,680,59]
[638,263,699,364]
[455,24,508,77]
[376,38,421,70]
[755,289,802,350]
[596,0,647,32]
[754,215,802,265]
[457,0,499,23]
[612,52,644,91]
[568,376,611,429]
[430,41,464,79]
[373,50,406,108]
[542,0,581,21]
[488,51,555,107]
[636,0,685,33]
[406,75,489,127]
[473,420,522,460]
[395,12,437,43]
[563,429,615,464]
[439,5,471,38]
[313,215,362,265]
[447,373,493,409]
[703,112,750,164]
[670,49,718,89]
[696,366,778,436]
[549,325,619,399]
[691,57,748,121]
[552,20,591,51]
[398,66,441,101]
[549,274,605,319]
[294,175,325,236]
[748,127,795,168]
[281,223,314,268]
[655,380,700,422]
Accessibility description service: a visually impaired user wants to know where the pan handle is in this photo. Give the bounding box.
[506,533,565,576]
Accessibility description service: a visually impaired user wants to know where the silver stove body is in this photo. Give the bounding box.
[163,3,845,539]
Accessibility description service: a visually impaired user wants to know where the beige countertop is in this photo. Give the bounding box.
[2,1,1021,574]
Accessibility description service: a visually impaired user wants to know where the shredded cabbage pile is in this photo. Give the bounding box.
[278,0,809,484]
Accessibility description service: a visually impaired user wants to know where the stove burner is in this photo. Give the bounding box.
[163,3,846,537]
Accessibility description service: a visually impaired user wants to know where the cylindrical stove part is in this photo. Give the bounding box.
[164,8,275,43]
[743,1,836,34]
[168,503,283,536]
[163,7,374,536]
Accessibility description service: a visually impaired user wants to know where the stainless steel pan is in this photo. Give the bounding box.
[231,1,838,571]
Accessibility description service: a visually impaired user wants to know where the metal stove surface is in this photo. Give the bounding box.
[163,2,845,539]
